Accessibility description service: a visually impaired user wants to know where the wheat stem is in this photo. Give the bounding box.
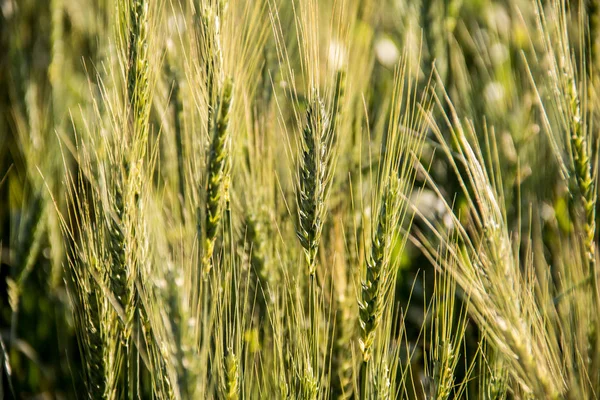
[587,0,600,78]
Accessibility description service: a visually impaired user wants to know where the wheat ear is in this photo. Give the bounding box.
[225,351,240,400]
[296,94,332,276]
[202,78,234,276]
[358,181,398,399]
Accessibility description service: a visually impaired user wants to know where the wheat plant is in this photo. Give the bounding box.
[2,0,600,399]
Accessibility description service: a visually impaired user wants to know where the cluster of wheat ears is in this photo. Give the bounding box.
[2,0,600,398]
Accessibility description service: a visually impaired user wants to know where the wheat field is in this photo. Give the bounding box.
[1,0,599,398]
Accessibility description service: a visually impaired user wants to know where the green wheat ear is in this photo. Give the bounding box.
[126,0,150,140]
[225,351,239,400]
[358,183,396,362]
[202,78,234,276]
[563,52,600,386]
[108,171,127,306]
[245,210,274,319]
[296,93,332,276]
[563,67,597,296]
[357,179,400,400]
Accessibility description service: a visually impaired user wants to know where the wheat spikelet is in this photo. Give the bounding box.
[85,286,105,397]
[107,172,128,310]
[197,3,225,113]
[296,94,332,276]
[426,272,467,400]
[244,210,274,323]
[225,351,239,400]
[126,0,150,138]
[562,48,600,391]
[202,78,234,276]
[564,70,596,276]
[71,249,108,399]
[245,211,269,284]
[163,268,188,398]
[358,183,396,363]
[295,91,335,389]
[358,181,399,400]
[300,365,319,400]
[560,61,599,385]
[374,360,391,400]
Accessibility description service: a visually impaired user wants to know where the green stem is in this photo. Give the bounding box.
[309,273,318,385]
[359,359,368,400]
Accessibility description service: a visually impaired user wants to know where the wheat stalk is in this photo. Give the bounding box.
[588,0,600,78]
[330,292,354,400]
